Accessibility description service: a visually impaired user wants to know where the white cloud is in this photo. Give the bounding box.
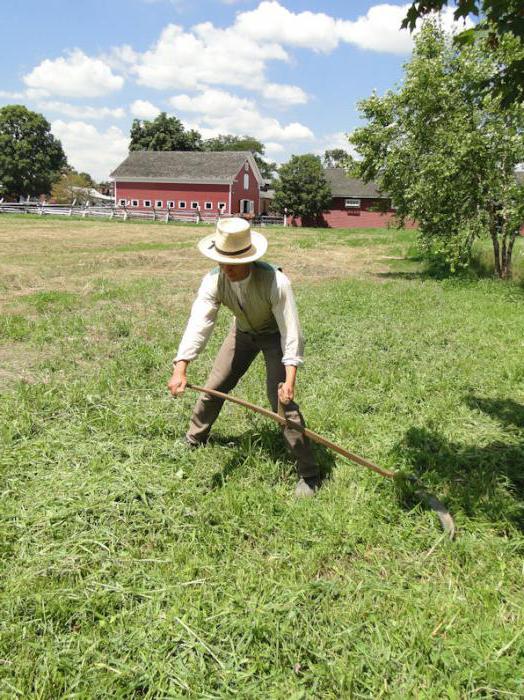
[103,45,139,75]
[264,141,285,154]
[132,23,288,91]
[235,1,413,54]
[263,83,308,106]
[235,1,342,52]
[130,99,161,119]
[169,88,314,142]
[235,1,472,56]
[337,4,414,54]
[37,101,125,120]
[24,50,124,98]
[51,120,129,181]
[0,90,26,100]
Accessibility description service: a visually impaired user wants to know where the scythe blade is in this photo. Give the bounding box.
[186,383,455,539]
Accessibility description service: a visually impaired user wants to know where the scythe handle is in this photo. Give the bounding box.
[187,383,395,478]
[185,383,455,538]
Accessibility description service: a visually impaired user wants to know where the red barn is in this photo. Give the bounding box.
[110,151,263,216]
[289,168,416,228]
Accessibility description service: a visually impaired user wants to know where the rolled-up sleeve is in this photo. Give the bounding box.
[174,273,220,363]
[270,271,304,366]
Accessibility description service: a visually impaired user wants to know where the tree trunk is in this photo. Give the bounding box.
[490,227,502,278]
[501,230,518,280]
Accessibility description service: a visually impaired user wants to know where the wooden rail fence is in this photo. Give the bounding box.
[0,201,286,227]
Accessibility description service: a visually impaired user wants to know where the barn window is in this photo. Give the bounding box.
[131,200,139,207]
[155,200,163,208]
[205,202,212,210]
[119,199,126,206]
[244,162,249,172]
[191,201,199,209]
[345,198,361,208]
[218,202,226,211]
[167,201,175,208]
[178,201,186,209]
[144,200,152,207]
[243,173,249,190]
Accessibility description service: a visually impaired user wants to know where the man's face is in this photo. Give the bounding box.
[219,263,251,282]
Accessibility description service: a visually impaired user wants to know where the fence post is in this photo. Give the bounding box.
[165,210,169,224]
[283,208,287,227]
[123,206,128,221]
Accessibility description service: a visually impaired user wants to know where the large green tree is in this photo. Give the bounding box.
[402,0,524,105]
[272,154,332,222]
[350,22,524,279]
[129,112,203,151]
[0,105,67,200]
[203,134,277,181]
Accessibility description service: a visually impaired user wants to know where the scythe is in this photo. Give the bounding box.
[187,383,455,539]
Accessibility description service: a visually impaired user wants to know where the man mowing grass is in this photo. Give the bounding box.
[168,217,321,497]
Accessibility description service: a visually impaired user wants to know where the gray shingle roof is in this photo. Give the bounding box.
[110,150,256,182]
[324,168,387,198]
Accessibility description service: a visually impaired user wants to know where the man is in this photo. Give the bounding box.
[168,217,321,497]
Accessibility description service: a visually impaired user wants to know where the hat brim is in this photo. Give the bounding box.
[197,230,268,264]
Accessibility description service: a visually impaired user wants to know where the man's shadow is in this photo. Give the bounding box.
[209,423,336,489]
[395,396,524,530]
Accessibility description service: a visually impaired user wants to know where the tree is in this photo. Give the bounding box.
[323,148,360,176]
[272,154,332,222]
[402,0,524,106]
[350,21,524,279]
[0,105,67,200]
[129,112,203,151]
[203,134,277,181]
[51,172,94,204]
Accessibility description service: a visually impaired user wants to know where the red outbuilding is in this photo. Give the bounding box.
[110,151,263,217]
[288,168,416,228]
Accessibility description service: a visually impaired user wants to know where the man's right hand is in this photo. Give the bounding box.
[168,361,189,397]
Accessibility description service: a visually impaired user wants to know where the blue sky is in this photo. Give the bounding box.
[0,0,469,180]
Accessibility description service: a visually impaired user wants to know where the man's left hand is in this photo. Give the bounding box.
[278,382,294,405]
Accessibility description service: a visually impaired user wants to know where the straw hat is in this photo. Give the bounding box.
[198,217,268,264]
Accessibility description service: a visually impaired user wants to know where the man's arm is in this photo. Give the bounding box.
[168,274,219,397]
[270,271,304,405]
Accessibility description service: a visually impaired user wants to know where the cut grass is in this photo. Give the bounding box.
[0,217,523,698]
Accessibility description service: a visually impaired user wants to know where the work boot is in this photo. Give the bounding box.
[295,475,321,498]
[184,435,207,449]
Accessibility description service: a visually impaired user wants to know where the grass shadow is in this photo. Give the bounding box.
[395,396,524,530]
[209,424,336,490]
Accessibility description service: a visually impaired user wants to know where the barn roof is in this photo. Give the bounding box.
[110,150,262,184]
[324,168,388,198]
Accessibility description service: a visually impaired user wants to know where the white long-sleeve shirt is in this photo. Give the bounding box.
[175,266,304,366]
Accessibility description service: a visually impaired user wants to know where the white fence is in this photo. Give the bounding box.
[0,201,287,226]
[0,201,219,224]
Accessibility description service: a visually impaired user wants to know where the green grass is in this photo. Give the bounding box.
[0,219,523,697]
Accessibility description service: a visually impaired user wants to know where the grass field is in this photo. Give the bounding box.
[1,216,523,698]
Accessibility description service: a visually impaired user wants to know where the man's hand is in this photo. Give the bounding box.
[279,365,297,405]
[168,360,189,397]
[278,381,294,405]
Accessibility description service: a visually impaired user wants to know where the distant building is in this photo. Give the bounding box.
[288,168,413,228]
[110,151,263,216]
